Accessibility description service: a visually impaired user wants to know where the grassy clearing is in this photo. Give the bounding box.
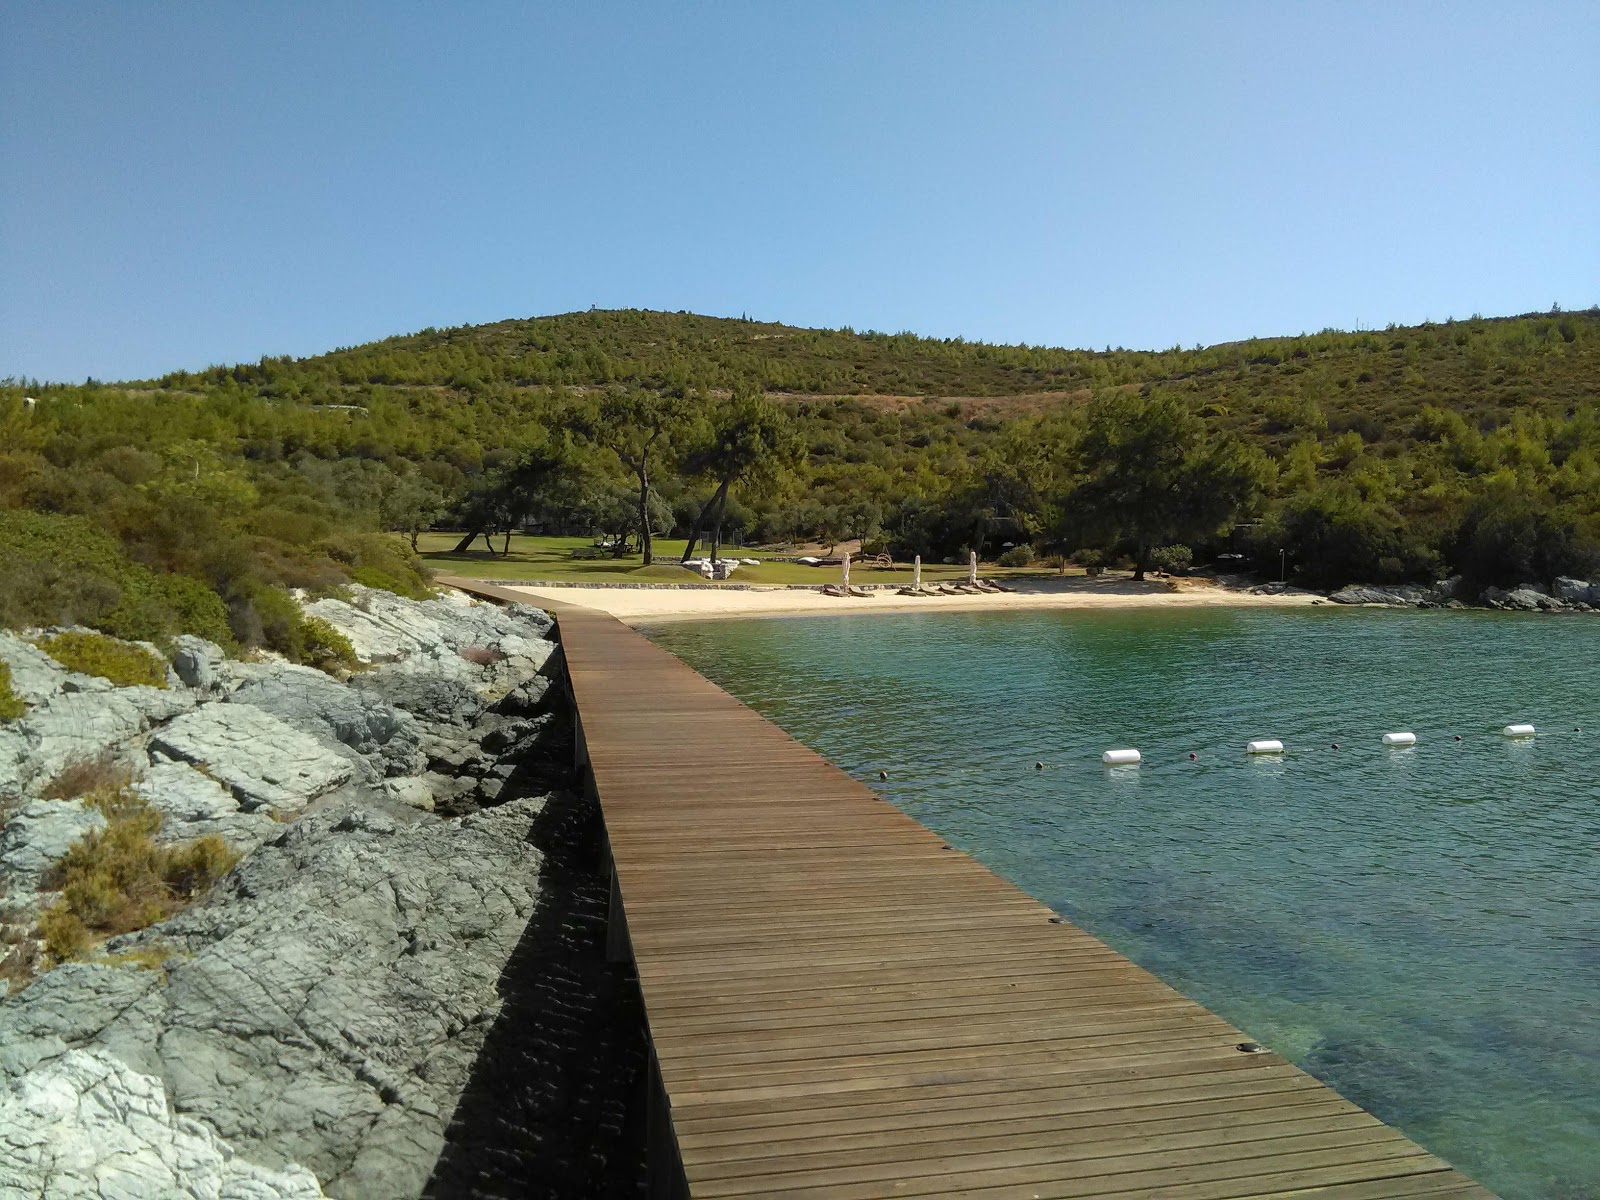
[417,533,1060,586]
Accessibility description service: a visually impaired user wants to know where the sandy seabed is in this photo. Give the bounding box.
[497,577,1323,624]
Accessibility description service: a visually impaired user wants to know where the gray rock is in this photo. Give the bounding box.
[380,777,435,813]
[173,636,229,693]
[1483,586,1561,612]
[0,799,105,888]
[490,676,553,718]
[0,1047,323,1199]
[0,796,548,1198]
[134,763,279,854]
[228,668,424,780]
[1,688,196,801]
[0,731,28,805]
[302,588,554,676]
[349,672,485,728]
[0,634,69,707]
[479,715,556,759]
[149,705,353,814]
[1328,585,1425,607]
[1552,576,1594,603]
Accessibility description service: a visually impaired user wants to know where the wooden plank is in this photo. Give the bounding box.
[443,578,1495,1200]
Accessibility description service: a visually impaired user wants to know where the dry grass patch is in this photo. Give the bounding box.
[37,777,238,965]
[39,754,134,801]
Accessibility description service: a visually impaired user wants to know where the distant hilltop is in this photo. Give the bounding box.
[143,305,1600,417]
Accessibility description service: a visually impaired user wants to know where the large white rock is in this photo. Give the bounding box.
[148,705,353,814]
[227,667,424,780]
[303,587,554,673]
[0,1047,323,1199]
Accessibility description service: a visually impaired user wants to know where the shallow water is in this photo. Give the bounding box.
[648,608,1600,1199]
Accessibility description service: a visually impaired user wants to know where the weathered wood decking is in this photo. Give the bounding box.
[449,578,1494,1199]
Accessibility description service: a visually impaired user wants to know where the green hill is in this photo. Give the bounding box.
[3,307,1598,656]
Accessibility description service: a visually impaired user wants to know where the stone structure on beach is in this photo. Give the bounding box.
[0,587,641,1199]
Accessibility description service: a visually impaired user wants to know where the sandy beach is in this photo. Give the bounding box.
[493,576,1323,624]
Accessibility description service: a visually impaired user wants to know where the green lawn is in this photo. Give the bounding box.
[417,533,1060,586]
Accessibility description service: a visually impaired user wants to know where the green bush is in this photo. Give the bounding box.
[1150,544,1194,574]
[302,615,358,673]
[236,585,358,673]
[36,631,167,689]
[246,586,307,659]
[0,510,231,645]
[327,533,433,599]
[348,565,410,594]
[0,662,24,721]
[997,546,1033,568]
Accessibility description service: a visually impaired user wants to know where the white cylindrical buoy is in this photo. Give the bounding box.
[1246,739,1285,755]
[1382,732,1418,747]
[1502,724,1536,738]
[1101,749,1141,766]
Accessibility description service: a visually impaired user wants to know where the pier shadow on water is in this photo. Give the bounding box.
[424,779,648,1199]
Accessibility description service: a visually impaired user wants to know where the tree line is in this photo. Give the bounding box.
[2,306,1597,659]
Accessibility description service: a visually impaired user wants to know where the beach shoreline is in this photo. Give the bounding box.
[491,576,1324,624]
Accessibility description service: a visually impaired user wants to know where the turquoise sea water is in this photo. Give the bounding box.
[648,608,1599,1199]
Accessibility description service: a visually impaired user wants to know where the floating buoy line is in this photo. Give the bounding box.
[1066,722,1568,772]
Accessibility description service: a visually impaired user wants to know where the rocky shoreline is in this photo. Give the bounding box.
[0,587,646,1198]
[1319,574,1600,612]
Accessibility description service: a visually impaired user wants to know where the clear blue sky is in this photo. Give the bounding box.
[3,1,1596,382]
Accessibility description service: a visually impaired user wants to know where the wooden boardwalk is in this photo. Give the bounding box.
[448,579,1495,1199]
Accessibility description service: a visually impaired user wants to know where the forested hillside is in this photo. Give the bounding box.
[3,307,1598,658]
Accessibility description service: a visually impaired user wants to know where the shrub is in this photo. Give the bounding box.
[301,616,358,674]
[36,631,167,689]
[38,786,238,964]
[997,546,1033,568]
[323,533,433,599]
[236,586,357,673]
[348,566,409,594]
[146,574,233,647]
[0,510,232,645]
[1150,544,1194,574]
[248,585,308,659]
[0,662,23,721]
[1072,548,1105,569]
